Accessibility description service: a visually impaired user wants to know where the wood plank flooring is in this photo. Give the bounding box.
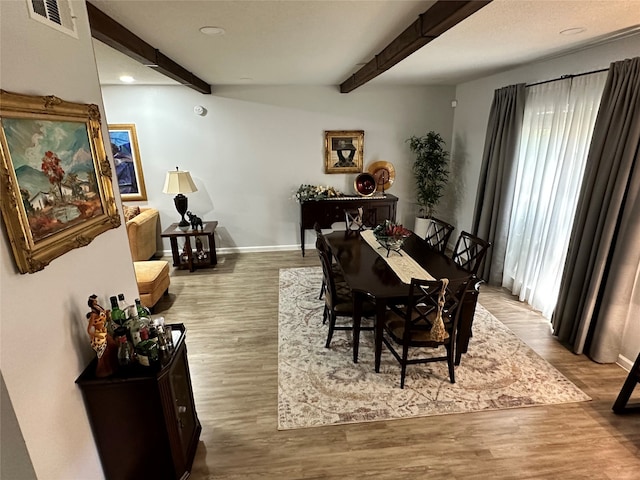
[154,251,640,480]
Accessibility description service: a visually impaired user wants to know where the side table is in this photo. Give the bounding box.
[161,221,218,272]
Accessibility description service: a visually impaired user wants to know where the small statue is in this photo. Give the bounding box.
[195,236,207,261]
[186,211,203,231]
[86,295,118,377]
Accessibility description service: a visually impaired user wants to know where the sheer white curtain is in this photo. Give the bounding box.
[502,73,607,319]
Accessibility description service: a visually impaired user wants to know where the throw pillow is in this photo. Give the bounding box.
[123,205,140,222]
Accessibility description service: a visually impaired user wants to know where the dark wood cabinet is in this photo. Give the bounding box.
[76,324,201,480]
[300,194,398,255]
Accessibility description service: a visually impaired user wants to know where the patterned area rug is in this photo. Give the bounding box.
[278,267,590,430]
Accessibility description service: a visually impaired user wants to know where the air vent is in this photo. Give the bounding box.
[27,0,77,38]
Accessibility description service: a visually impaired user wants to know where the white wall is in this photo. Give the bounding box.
[0,1,138,478]
[451,33,640,367]
[100,84,456,252]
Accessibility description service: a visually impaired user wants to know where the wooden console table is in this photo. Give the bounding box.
[299,194,398,256]
[161,221,218,272]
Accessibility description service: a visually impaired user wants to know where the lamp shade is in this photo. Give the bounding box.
[162,170,198,194]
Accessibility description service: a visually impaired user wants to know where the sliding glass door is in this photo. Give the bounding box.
[502,73,607,319]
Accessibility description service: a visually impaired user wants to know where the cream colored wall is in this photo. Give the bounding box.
[100,84,456,252]
[0,1,138,478]
[450,33,640,368]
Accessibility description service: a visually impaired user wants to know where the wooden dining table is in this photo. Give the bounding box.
[325,231,479,371]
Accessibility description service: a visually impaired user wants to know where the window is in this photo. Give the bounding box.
[502,73,607,319]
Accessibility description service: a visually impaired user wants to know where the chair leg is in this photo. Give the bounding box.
[319,280,326,300]
[323,305,328,325]
[400,343,410,389]
[325,313,336,348]
[446,344,456,383]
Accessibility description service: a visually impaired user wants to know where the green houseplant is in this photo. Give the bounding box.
[407,131,450,237]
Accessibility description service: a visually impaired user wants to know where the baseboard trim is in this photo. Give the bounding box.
[161,244,315,257]
[617,354,634,372]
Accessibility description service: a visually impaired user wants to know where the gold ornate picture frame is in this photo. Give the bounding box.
[108,124,147,201]
[0,90,120,274]
[324,130,364,174]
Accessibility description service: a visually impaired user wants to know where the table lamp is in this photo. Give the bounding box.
[162,167,198,229]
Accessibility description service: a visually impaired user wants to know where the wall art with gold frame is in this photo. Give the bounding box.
[0,90,120,274]
[324,130,364,174]
[108,123,147,201]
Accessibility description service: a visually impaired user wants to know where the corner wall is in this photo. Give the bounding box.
[0,1,138,478]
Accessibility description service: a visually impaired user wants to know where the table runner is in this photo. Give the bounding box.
[361,230,435,284]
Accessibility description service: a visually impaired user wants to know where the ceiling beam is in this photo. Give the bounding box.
[339,0,492,93]
[86,2,211,94]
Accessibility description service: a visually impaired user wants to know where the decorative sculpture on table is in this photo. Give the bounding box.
[186,211,203,231]
[86,294,118,377]
[195,236,207,261]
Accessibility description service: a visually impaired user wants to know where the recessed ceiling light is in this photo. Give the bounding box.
[199,26,225,36]
[560,27,586,35]
[119,75,135,83]
[239,77,253,83]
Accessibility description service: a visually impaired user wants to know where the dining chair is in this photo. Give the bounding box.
[344,207,376,233]
[314,223,345,303]
[424,217,455,254]
[344,207,365,233]
[318,247,375,347]
[380,277,471,388]
[451,231,491,276]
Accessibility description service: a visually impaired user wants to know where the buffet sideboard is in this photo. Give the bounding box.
[299,194,398,256]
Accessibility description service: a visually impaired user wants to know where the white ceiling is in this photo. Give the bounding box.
[91,0,640,89]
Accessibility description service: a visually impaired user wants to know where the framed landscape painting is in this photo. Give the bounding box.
[0,89,120,273]
[108,124,147,201]
[324,130,364,174]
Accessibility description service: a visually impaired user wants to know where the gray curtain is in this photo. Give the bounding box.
[472,83,525,284]
[552,57,640,361]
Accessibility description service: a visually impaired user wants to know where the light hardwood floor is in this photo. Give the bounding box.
[154,251,640,480]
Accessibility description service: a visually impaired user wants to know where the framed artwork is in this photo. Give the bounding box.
[108,124,147,201]
[0,89,120,274]
[324,130,364,174]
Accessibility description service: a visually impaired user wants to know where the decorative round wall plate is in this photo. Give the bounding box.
[354,172,376,196]
[367,161,395,191]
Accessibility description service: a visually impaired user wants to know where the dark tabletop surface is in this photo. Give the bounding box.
[325,231,470,298]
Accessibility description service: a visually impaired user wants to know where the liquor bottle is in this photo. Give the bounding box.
[128,312,150,347]
[156,327,170,363]
[109,296,126,327]
[116,329,133,367]
[153,316,173,352]
[135,298,151,319]
[117,293,128,311]
[148,325,159,344]
[135,329,159,367]
[118,293,134,329]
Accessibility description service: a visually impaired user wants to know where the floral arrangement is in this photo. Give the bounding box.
[373,220,412,239]
[373,220,412,256]
[294,184,342,202]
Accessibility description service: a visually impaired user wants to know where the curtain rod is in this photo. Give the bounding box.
[526,67,608,88]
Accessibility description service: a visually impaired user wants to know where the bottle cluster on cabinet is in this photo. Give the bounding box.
[108,293,175,372]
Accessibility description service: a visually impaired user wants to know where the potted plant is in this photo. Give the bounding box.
[407,131,450,237]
